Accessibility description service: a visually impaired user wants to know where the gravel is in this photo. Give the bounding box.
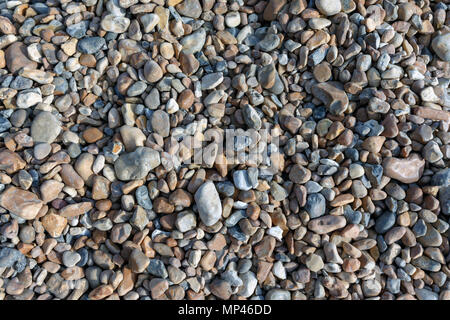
[0,0,449,302]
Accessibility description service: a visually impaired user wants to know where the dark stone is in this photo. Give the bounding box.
[0,116,11,133]
[305,193,326,218]
[77,37,106,54]
[375,211,396,234]
[440,186,450,216]
[412,219,427,237]
[343,206,362,224]
[135,185,153,210]
[431,168,450,187]
[364,164,383,187]
[0,247,27,272]
[147,259,168,278]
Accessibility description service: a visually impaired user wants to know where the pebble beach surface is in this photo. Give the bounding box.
[0,0,449,300]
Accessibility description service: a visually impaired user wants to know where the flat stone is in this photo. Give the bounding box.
[129,248,149,273]
[175,210,197,232]
[383,154,425,184]
[305,193,326,218]
[311,82,349,115]
[144,60,163,83]
[5,42,37,74]
[180,28,206,54]
[242,104,262,130]
[101,14,130,33]
[77,37,106,54]
[194,181,222,226]
[432,33,450,62]
[31,111,61,144]
[151,110,170,138]
[16,88,42,109]
[59,202,93,218]
[0,186,43,220]
[114,147,161,181]
[308,215,346,234]
[315,0,341,16]
[176,0,202,19]
[0,149,26,174]
[201,72,223,90]
[0,247,27,272]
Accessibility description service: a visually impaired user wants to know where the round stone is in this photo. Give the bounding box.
[315,0,341,16]
[114,147,161,181]
[101,15,130,33]
[432,33,450,62]
[194,181,222,226]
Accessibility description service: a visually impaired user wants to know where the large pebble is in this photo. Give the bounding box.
[194,181,222,226]
[114,147,161,181]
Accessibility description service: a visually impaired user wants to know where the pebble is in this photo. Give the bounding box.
[415,288,439,300]
[201,73,223,90]
[375,212,396,234]
[151,110,170,138]
[140,14,160,33]
[77,37,106,54]
[62,251,81,268]
[175,210,197,232]
[101,15,130,33]
[0,0,447,302]
[194,181,222,227]
[0,248,26,272]
[266,288,290,300]
[305,193,326,218]
[432,33,450,62]
[242,104,262,130]
[383,154,425,184]
[129,249,149,273]
[180,28,206,54]
[312,82,349,115]
[5,42,37,74]
[144,60,163,83]
[31,112,61,144]
[0,186,43,220]
[238,272,257,298]
[114,147,160,181]
[308,216,346,234]
[362,279,382,297]
[233,170,253,191]
[16,88,42,109]
[315,0,341,16]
